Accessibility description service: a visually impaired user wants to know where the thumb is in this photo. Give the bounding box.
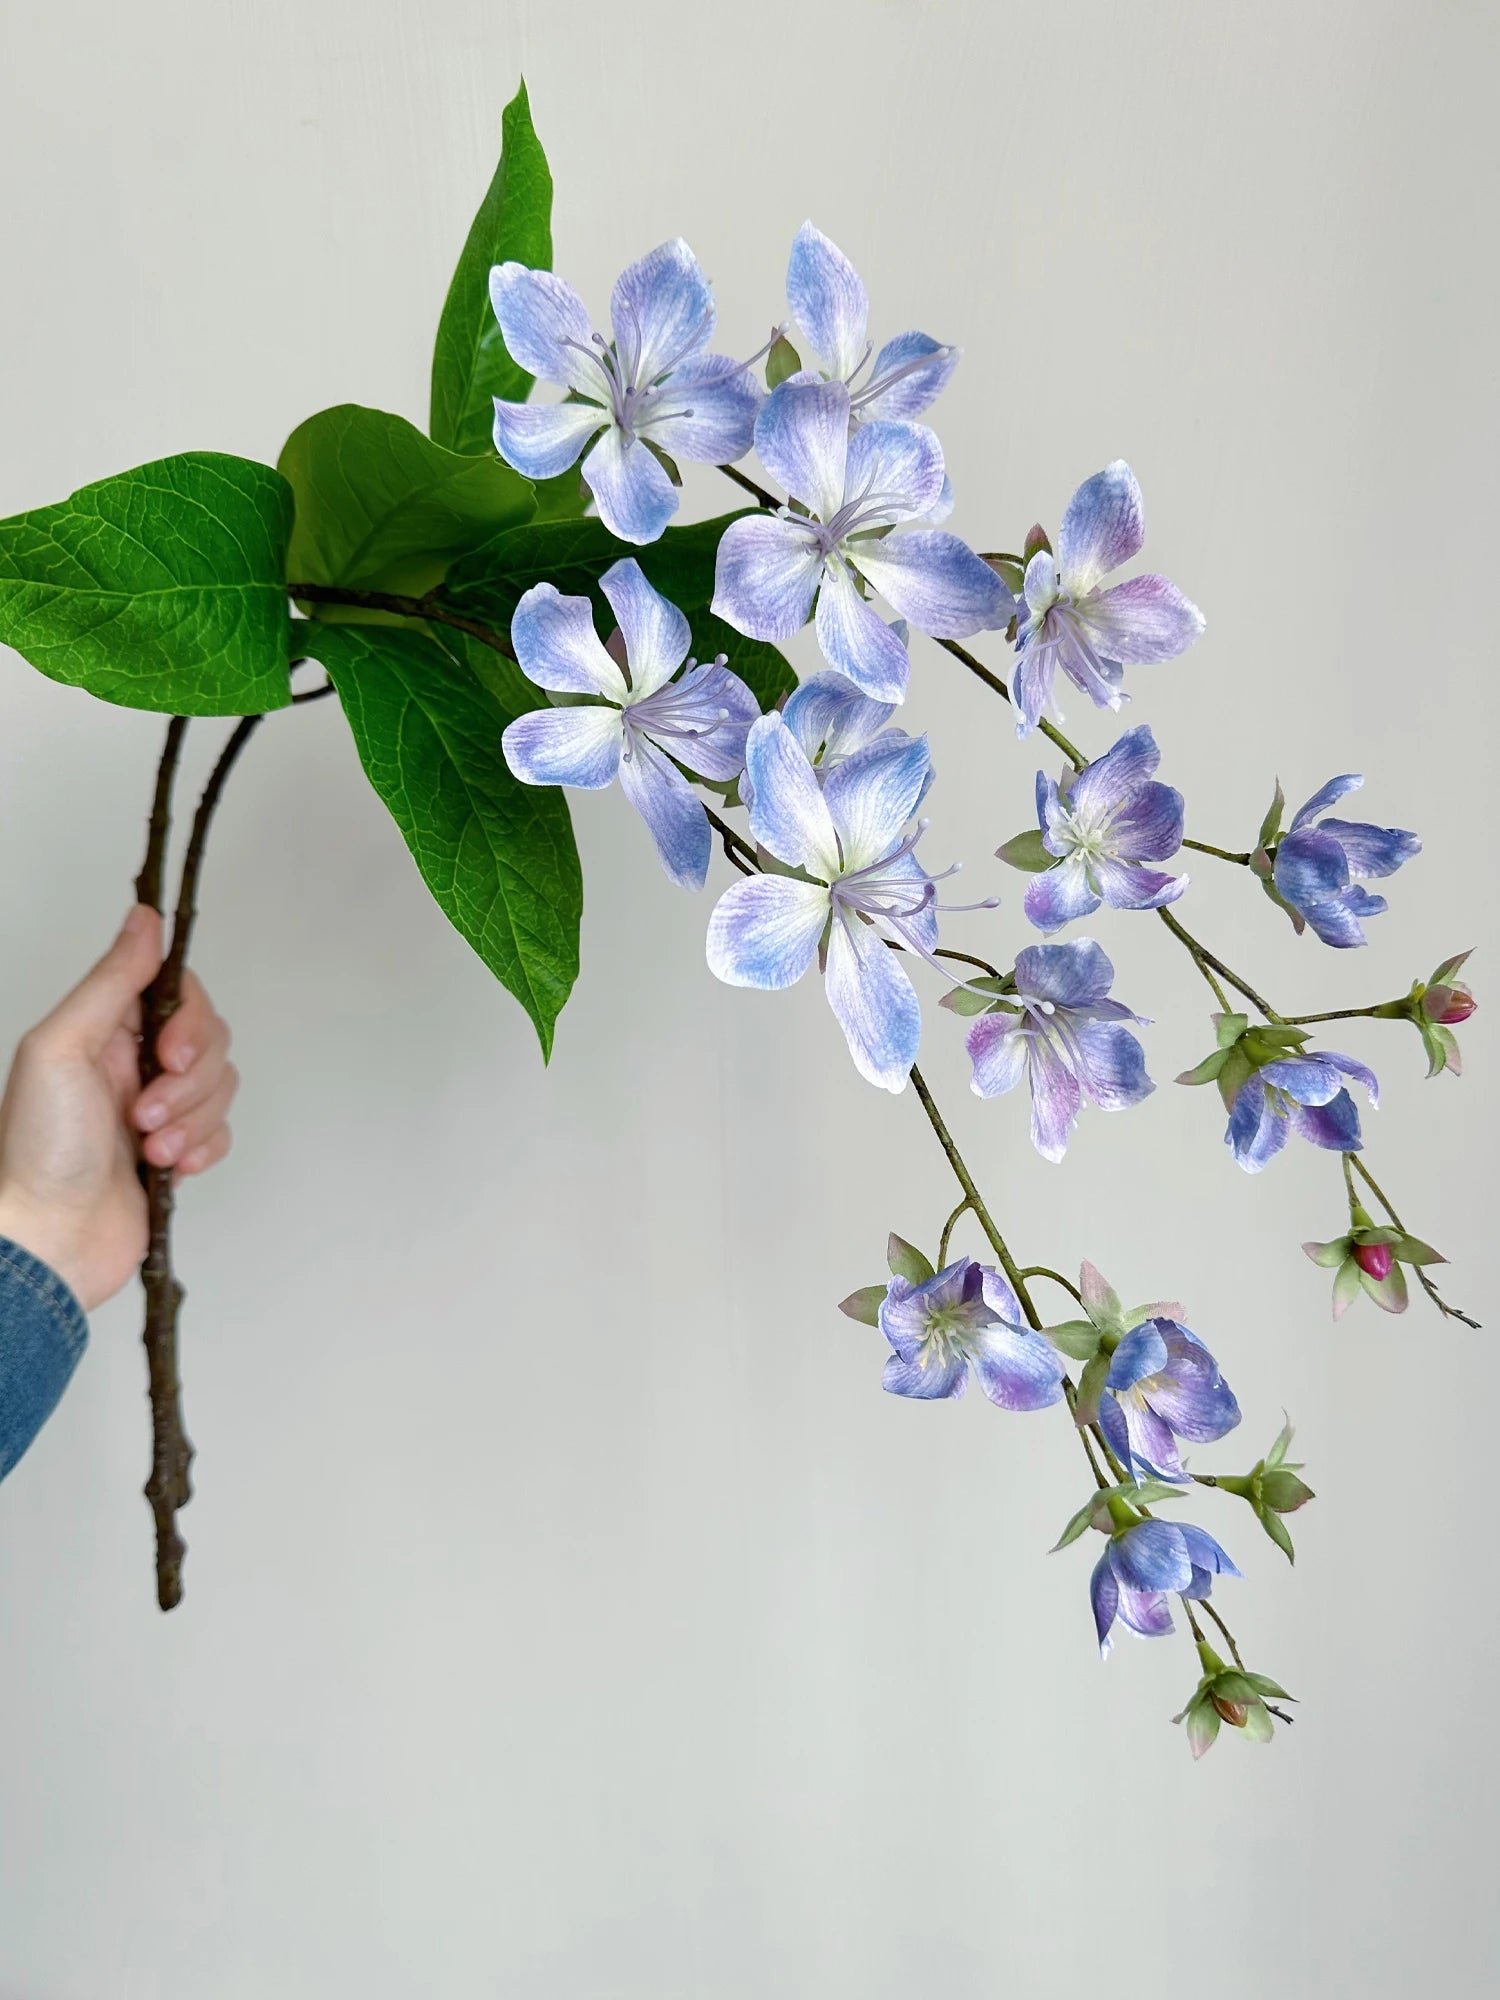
[42,905,165,1054]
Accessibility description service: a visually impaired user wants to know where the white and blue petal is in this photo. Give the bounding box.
[1288,1091,1364,1152]
[642,351,762,465]
[1090,1550,1120,1655]
[1014,938,1116,1009]
[814,557,912,702]
[1066,724,1161,818]
[599,557,692,701]
[1077,1022,1154,1109]
[1107,1322,1171,1393]
[1274,828,1351,909]
[823,906,922,1092]
[1091,857,1188,912]
[882,1345,967,1400]
[843,419,946,521]
[741,713,841,877]
[1226,1076,1287,1172]
[970,1324,1067,1411]
[711,514,824,642]
[511,582,628,698]
[647,663,760,782]
[965,1012,1029,1099]
[492,397,607,481]
[823,731,932,873]
[1290,774,1363,831]
[616,730,713,890]
[1114,1585,1176,1639]
[582,427,680,545]
[705,874,830,989]
[1109,781,1185,863]
[852,531,1013,638]
[1077,574,1205,664]
[609,238,715,386]
[754,377,851,523]
[1110,1520,1192,1594]
[1022,857,1101,932]
[859,330,960,422]
[1318,818,1421,879]
[1177,1524,1240,1579]
[1026,1042,1084,1162]
[501,704,624,790]
[783,671,898,767]
[488,264,601,392]
[786,221,869,383]
[1057,461,1145,594]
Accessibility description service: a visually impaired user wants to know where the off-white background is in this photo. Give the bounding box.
[1,3,1495,1994]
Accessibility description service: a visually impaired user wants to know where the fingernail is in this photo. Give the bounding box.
[137,1101,168,1131]
[171,1046,197,1073]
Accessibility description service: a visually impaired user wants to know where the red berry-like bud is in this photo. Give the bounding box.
[1426,984,1477,1025]
[1354,1241,1394,1281]
[1211,1695,1251,1727]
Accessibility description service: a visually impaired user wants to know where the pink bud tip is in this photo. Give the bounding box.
[1430,986,1477,1025]
[1355,1242,1394,1281]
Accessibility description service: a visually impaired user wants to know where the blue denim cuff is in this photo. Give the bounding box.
[0,1234,89,1482]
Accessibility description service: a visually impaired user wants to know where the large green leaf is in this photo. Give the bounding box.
[299,621,580,1055]
[0,453,294,714]
[279,404,535,616]
[430,80,553,458]
[442,509,796,708]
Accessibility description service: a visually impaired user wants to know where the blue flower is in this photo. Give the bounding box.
[1227,1048,1379,1172]
[786,221,961,428]
[1090,1519,1240,1655]
[878,1257,1066,1408]
[1098,1317,1241,1484]
[739,670,920,815]
[961,940,1153,1161]
[489,240,762,544]
[501,559,760,890]
[706,712,948,1091]
[1013,462,1204,737]
[711,379,1010,703]
[1019,725,1187,931]
[1272,775,1420,948]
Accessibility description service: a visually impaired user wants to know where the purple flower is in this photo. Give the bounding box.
[1227,1048,1379,1172]
[1020,725,1187,932]
[711,379,1010,703]
[1272,775,1420,948]
[878,1257,1066,1408]
[706,712,951,1091]
[1090,1519,1240,1656]
[785,221,961,428]
[1098,1318,1241,1484]
[501,559,760,890]
[489,240,762,544]
[1012,462,1204,737]
[962,940,1153,1161]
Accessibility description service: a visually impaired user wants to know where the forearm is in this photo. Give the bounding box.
[0,1231,89,1482]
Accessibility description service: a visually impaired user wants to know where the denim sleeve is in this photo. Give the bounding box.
[0,1235,89,1482]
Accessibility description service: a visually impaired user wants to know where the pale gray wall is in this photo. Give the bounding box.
[0,2,1495,1994]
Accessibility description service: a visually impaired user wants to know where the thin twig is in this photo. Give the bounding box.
[288,583,518,661]
[1156,906,1281,1021]
[136,714,264,1610]
[703,804,757,874]
[936,1197,971,1267]
[1181,838,1251,866]
[715,462,780,509]
[1200,1598,1245,1669]
[907,1063,1038,1326]
[1018,1265,1084,1306]
[933,638,1088,773]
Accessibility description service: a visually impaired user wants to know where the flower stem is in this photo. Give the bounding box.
[288,583,519,661]
[1349,1153,1481,1328]
[1018,1264,1084,1306]
[908,1064,1038,1326]
[1181,838,1251,865]
[1199,1597,1245,1669]
[1282,1004,1397,1025]
[703,804,757,873]
[1155,906,1283,1021]
[933,638,1088,773]
[716,462,779,509]
[937,1197,971,1267]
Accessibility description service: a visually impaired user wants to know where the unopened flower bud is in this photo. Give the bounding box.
[1423,983,1476,1025]
[1354,1240,1394,1281]
[1212,1695,1251,1727]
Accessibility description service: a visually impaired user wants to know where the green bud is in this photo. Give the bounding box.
[1258,1467,1315,1514]
[1022,522,1052,561]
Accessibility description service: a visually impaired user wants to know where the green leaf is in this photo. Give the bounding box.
[686,607,797,710]
[1051,1497,1099,1552]
[887,1233,935,1285]
[1046,1319,1103,1363]
[279,406,534,614]
[300,622,580,1055]
[0,453,294,715]
[837,1285,888,1327]
[766,334,802,390]
[996,827,1056,873]
[430,79,553,457]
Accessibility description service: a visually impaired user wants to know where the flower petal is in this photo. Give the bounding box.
[617,729,712,890]
[822,731,932,873]
[1108,780,1185,862]
[1090,1551,1120,1655]
[599,558,692,701]
[1227,1076,1288,1172]
[754,378,851,523]
[979,1267,1025,1325]
[742,713,841,877]
[1027,1042,1084,1162]
[1023,857,1101,932]
[1091,856,1188,912]
[1258,1056,1344,1106]
[1106,1322,1171,1393]
[1288,1090,1363,1152]
[1317,819,1421,880]
[1322,1051,1379,1104]
[582,427,679,545]
[501,704,624,789]
[1012,644,1056,736]
[882,1346,967,1399]
[1274,828,1351,910]
[814,557,912,702]
[824,905,922,1092]
[492,397,606,481]
[1149,1353,1241,1444]
[1297,894,1376,948]
[609,238,715,387]
[1110,1520,1191,1594]
[782,671,898,767]
[1121,1401,1185,1482]
[1066,725,1161,818]
[970,1324,1066,1410]
[1290,774,1362,831]
[844,419,946,520]
[511,582,628,698]
[488,264,600,392]
[1115,1586,1176,1639]
[1013,938,1116,1008]
[852,530,1012,638]
[1177,1524,1240,1579]
[878,1277,930,1360]
[965,1012,1028,1099]
[1058,461,1145,594]
[859,330,960,422]
[1078,574,1205,664]
[705,874,830,989]
[711,514,824,642]
[643,351,762,465]
[786,221,869,382]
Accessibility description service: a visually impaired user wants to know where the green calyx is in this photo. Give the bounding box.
[1174,1665,1294,1758]
[1208,1417,1314,1562]
[1175,1012,1310,1107]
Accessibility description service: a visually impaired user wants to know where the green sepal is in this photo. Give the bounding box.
[1074,1351,1110,1428]
[1051,1497,1103,1552]
[887,1234,936,1285]
[1331,1256,1362,1314]
[1176,1049,1229,1087]
[988,556,1025,594]
[1258,1468,1315,1513]
[1183,1695,1221,1760]
[1420,1021,1460,1078]
[1358,1261,1410,1313]
[1260,1507,1296,1563]
[1256,780,1286,851]
[1431,949,1474,986]
[1243,1672,1294,1701]
[1304,1236,1352,1269]
[1046,1319,1103,1363]
[1265,1415,1295,1469]
[1214,1046,1257,1111]
[1242,1025,1312,1057]
[1022,523,1051,561]
[766,334,802,389]
[1238,1697,1276,1743]
[837,1285,888,1327]
[1215,1011,1251,1048]
[1395,1234,1446,1266]
[996,828,1057,873]
[939,979,1011,1018]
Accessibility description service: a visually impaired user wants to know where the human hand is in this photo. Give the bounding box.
[0,907,239,1311]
